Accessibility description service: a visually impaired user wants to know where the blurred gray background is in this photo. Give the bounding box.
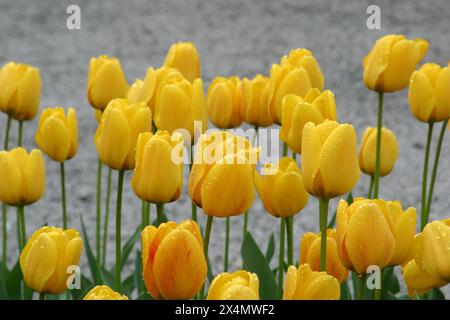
[1,0,450,295]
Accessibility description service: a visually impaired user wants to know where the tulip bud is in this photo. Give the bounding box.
[363,34,428,93]
[20,226,83,294]
[142,220,207,300]
[240,75,272,127]
[131,131,183,204]
[359,127,398,177]
[163,42,200,82]
[283,264,340,300]
[83,285,128,300]
[0,62,41,121]
[207,270,259,300]
[300,229,349,283]
[402,258,447,297]
[35,107,78,162]
[255,157,308,218]
[280,88,337,154]
[94,99,152,170]
[301,120,360,199]
[408,63,450,123]
[207,76,243,128]
[0,148,45,206]
[87,55,129,110]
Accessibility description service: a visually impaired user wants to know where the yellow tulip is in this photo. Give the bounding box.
[94,98,152,170]
[0,62,41,121]
[359,126,398,177]
[87,55,129,110]
[0,147,45,206]
[283,264,340,300]
[254,157,308,218]
[280,88,337,154]
[35,107,78,162]
[240,75,273,127]
[83,285,128,300]
[300,229,349,283]
[408,63,450,122]
[402,258,446,297]
[363,34,428,93]
[131,131,183,204]
[142,220,206,300]
[207,76,243,128]
[163,42,200,82]
[20,226,83,294]
[207,270,259,300]
[301,120,360,199]
[94,109,102,123]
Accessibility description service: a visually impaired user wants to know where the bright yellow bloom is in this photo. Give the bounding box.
[142,220,206,300]
[0,148,45,206]
[300,229,349,283]
[408,63,450,123]
[402,258,446,297]
[363,34,428,93]
[35,107,78,162]
[20,226,83,294]
[94,98,152,170]
[163,42,200,82]
[280,48,324,90]
[283,264,340,300]
[255,157,308,218]
[280,88,337,154]
[359,127,398,177]
[83,285,128,300]
[87,55,129,110]
[301,120,360,199]
[207,270,259,300]
[240,75,273,127]
[0,62,41,121]
[131,131,183,204]
[207,76,243,128]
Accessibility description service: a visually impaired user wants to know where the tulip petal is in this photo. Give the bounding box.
[408,71,435,122]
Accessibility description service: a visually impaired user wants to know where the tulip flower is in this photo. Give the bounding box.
[403,258,447,297]
[280,88,337,154]
[83,285,128,300]
[142,220,207,300]
[207,270,259,300]
[283,264,340,300]
[206,76,243,128]
[240,75,273,127]
[163,42,200,82]
[20,226,83,296]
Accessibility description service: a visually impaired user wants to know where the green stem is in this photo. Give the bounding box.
[189,144,197,223]
[200,216,213,300]
[101,167,112,266]
[17,206,26,251]
[96,159,102,261]
[224,217,230,272]
[357,273,366,300]
[156,204,164,226]
[18,120,23,147]
[374,268,383,300]
[141,201,150,230]
[60,162,67,229]
[372,92,383,198]
[243,210,248,239]
[282,142,288,157]
[39,292,46,300]
[421,122,434,230]
[2,115,11,268]
[16,209,22,252]
[292,150,296,161]
[319,198,329,271]
[286,217,293,266]
[368,175,374,198]
[278,218,286,299]
[115,169,125,293]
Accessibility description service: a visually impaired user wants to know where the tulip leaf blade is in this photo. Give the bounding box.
[121,224,141,270]
[265,233,275,264]
[429,288,445,300]
[381,266,400,298]
[3,259,22,300]
[80,215,105,285]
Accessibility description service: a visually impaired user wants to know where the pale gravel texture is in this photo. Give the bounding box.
[1,0,450,296]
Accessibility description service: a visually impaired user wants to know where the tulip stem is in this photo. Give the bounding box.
[425,119,448,225]
[200,216,213,300]
[283,142,288,157]
[357,273,366,300]
[96,159,102,261]
[60,162,67,229]
[278,217,286,299]
[115,169,125,293]
[243,210,248,239]
[17,120,23,147]
[292,150,296,161]
[17,206,26,251]
[420,122,434,230]
[2,115,11,268]
[372,92,383,199]
[101,167,112,266]
[156,204,164,226]
[374,268,383,300]
[286,217,293,266]
[190,144,198,223]
[39,293,46,300]
[141,201,150,230]
[319,198,329,271]
[368,175,374,198]
[224,217,230,272]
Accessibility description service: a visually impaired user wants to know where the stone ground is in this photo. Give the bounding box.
[1,0,450,297]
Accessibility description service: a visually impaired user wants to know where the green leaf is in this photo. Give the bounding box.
[80,215,104,284]
[382,266,400,296]
[340,281,351,300]
[121,225,141,269]
[241,232,277,300]
[4,259,22,300]
[70,274,94,300]
[429,288,445,300]
[265,233,275,263]
[134,250,145,297]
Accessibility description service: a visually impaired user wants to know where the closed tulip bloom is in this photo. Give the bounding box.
[359,127,398,177]
[300,229,349,283]
[83,285,128,300]
[402,258,447,297]
[408,63,450,122]
[363,34,428,93]
[207,76,243,128]
[301,120,360,199]
[240,75,273,127]
[207,270,259,300]
[87,55,129,110]
[283,264,340,300]
[255,157,308,218]
[0,148,45,206]
[35,107,78,162]
[20,226,83,294]
[131,131,183,204]
[94,99,152,170]
[280,88,337,154]
[0,62,41,121]
[142,220,207,300]
[163,42,200,82]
